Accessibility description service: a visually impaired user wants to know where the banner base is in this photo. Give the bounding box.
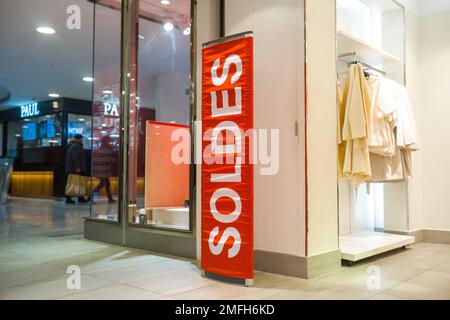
[201,270,254,287]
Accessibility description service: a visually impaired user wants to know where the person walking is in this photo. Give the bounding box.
[91,135,116,204]
[65,134,88,204]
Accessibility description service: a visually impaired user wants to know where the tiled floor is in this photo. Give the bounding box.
[1,198,450,300]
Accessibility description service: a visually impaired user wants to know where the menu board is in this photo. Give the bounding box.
[22,122,37,141]
[47,120,56,138]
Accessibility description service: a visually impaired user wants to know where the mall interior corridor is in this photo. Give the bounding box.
[0,199,449,300]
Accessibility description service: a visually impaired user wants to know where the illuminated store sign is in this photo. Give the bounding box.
[20,103,40,118]
[68,127,84,135]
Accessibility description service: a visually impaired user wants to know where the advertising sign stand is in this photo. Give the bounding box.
[201,270,254,287]
[201,32,254,286]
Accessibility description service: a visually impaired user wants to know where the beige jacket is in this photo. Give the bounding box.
[366,78,419,183]
[338,64,372,186]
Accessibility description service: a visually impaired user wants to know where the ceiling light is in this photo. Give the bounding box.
[160,0,170,5]
[102,90,113,94]
[183,27,191,36]
[36,26,55,34]
[78,118,85,122]
[163,21,174,32]
[83,77,94,82]
[138,34,144,40]
[48,93,60,98]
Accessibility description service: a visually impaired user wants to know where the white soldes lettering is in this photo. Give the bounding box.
[211,54,243,118]
[211,54,242,86]
[209,188,242,224]
[211,87,242,118]
[211,121,242,155]
[208,226,241,258]
[207,52,245,260]
[175,305,210,318]
[211,156,242,183]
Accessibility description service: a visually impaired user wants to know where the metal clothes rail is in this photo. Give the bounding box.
[338,52,387,76]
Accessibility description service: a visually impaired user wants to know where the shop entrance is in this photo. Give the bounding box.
[0,0,95,238]
[79,0,196,259]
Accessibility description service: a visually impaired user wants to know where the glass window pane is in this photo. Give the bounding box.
[7,113,63,156]
[90,1,121,221]
[68,114,92,150]
[128,0,191,231]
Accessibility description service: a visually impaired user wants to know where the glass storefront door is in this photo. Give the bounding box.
[127,0,193,232]
[90,1,122,221]
[86,0,196,258]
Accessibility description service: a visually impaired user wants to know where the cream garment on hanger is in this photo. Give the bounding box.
[337,82,345,178]
[367,79,419,182]
[396,84,420,151]
[340,64,372,186]
[366,77,397,156]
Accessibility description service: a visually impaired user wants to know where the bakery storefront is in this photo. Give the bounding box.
[0,98,92,198]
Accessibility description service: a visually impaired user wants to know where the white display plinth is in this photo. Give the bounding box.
[340,231,415,262]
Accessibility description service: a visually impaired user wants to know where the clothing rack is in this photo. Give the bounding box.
[338,52,386,76]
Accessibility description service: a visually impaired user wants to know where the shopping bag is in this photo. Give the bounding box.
[65,174,89,197]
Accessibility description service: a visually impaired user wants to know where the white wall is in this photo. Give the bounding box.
[403,4,424,232]
[418,9,450,231]
[394,1,450,233]
[305,0,339,257]
[225,0,307,257]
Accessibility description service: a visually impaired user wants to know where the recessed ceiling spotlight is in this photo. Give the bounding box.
[163,21,174,32]
[48,93,60,98]
[160,0,170,5]
[36,26,55,34]
[83,77,94,82]
[183,27,191,36]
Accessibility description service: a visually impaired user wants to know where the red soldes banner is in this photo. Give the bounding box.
[201,33,254,280]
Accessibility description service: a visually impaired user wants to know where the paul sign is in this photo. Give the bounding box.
[20,103,40,118]
[201,32,254,281]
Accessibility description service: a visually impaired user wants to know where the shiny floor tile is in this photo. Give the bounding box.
[61,284,164,300]
[0,275,114,300]
[1,198,450,300]
[384,271,450,300]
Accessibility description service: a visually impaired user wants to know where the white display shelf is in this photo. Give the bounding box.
[145,207,189,231]
[337,31,401,66]
[340,231,415,262]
